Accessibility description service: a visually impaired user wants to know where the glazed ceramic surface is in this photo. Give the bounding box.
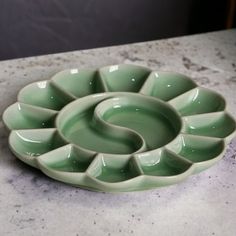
[3,64,236,192]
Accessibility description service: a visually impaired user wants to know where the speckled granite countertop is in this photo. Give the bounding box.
[0,30,236,236]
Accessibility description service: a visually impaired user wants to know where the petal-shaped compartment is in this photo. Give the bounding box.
[182,112,236,139]
[140,71,197,101]
[87,154,142,183]
[166,134,225,173]
[18,81,74,111]
[169,87,225,116]
[51,69,106,98]
[134,149,192,176]
[98,64,151,92]
[9,129,66,167]
[36,145,96,186]
[37,145,94,172]
[3,103,57,130]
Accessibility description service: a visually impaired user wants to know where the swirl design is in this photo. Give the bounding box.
[57,93,181,154]
[3,64,236,192]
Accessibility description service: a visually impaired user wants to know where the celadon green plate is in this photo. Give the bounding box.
[3,64,236,192]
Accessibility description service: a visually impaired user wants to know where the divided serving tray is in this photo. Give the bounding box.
[3,64,236,192]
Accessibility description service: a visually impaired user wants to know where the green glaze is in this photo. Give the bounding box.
[51,69,105,98]
[140,71,197,101]
[56,93,181,154]
[102,102,179,150]
[3,103,57,130]
[18,81,74,111]
[2,64,236,192]
[60,107,140,154]
[181,136,224,162]
[9,129,66,167]
[169,87,226,116]
[99,64,151,92]
[88,156,140,183]
[135,150,192,176]
[183,112,236,138]
[38,145,94,172]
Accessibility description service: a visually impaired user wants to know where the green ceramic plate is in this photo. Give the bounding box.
[3,64,236,192]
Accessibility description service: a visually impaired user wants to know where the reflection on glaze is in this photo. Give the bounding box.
[109,65,119,72]
[16,132,42,143]
[37,81,47,89]
[70,68,79,74]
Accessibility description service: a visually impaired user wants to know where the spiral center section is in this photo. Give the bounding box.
[56,93,182,154]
